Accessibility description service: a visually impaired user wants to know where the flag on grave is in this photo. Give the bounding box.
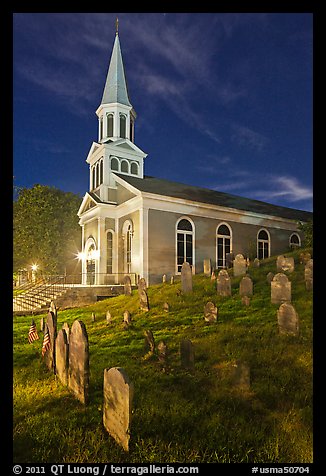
[28,319,39,344]
[41,326,51,357]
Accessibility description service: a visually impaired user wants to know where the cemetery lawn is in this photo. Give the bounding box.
[13,249,313,464]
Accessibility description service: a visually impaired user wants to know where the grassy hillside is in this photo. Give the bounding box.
[13,249,313,463]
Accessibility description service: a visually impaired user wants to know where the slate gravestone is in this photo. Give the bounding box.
[106,310,112,325]
[233,254,247,277]
[277,255,294,273]
[241,295,251,306]
[231,361,250,390]
[266,272,274,284]
[144,330,155,355]
[68,320,89,404]
[225,252,234,269]
[253,258,260,268]
[157,341,168,370]
[305,259,313,291]
[138,278,147,293]
[180,339,195,371]
[239,276,253,297]
[55,329,69,386]
[103,367,134,452]
[300,252,311,265]
[203,259,211,276]
[40,317,45,333]
[271,273,291,304]
[62,322,70,344]
[139,289,150,312]
[123,275,132,296]
[123,310,132,328]
[181,262,193,293]
[163,302,170,313]
[216,269,231,297]
[44,311,57,373]
[277,302,299,336]
[204,301,218,322]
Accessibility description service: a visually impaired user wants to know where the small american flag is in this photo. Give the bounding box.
[28,319,39,344]
[41,326,51,357]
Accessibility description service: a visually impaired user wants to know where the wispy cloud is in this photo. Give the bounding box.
[250,176,313,203]
[231,124,268,152]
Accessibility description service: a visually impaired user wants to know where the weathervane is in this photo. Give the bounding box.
[116,17,119,35]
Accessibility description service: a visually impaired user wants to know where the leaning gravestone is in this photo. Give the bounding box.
[123,275,132,296]
[62,322,70,344]
[271,273,291,304]
[203,259,211,276]
[239,276,253,297]
[277,255,294,273]
[139,289,150,312]
[204,301,218,322]
[305,259,313,291]
[144,330,155,355]
[233,254,247,277]
[44,311,57,373]
[216,269,231,297]
[266,272,274,284]
[106,310,112,325]
[68,320,89,404]
[231,360,250,390]
[138,277,147,293]
[180,339,195,371]
[55,328,69,386]
[181,262,193,293]
[277,302,299,336]
[103,367,134,452]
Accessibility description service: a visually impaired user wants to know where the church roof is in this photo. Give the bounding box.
[101,33,132,107]
[115,174,312,222]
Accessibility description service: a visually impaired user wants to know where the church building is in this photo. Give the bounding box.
[77,26,312,286]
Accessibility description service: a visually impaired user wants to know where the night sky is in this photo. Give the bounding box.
[13,12,313,212]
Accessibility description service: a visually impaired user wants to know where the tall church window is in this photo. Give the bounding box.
[99,160,103,184]
[130,162,138,175]
[122,220,133,273]
[120,114,126,139]
[257,229,270,259]
[130,118,134,142]
[107,114,114,137]
[216,223,232,268]
[92,166,96,190]
[176,218,194,273]
[99,116,103,140]
[289,233,301,249]
[107,231,113,274]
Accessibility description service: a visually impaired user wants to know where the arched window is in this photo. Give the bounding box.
[111,157,119,171]
[176,218,194,273]
[257,229,270,259]
[289,233,301,249]
[107,114,114,137]
[122,220,133,273]
[130,162,138,175]
[96,162,100,188]
[99,116,103,140]
[92,166,96,190]
[107,231,113,274]
[121,160,129,173]
[99,160,103,185]
[120,114,126,139]
[216,223,232,268]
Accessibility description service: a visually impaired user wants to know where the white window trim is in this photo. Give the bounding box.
[175,216,195,275]
[289,232,301,248]
[257,228,271,259]
[122,219,133,274]
[216,222,233,269]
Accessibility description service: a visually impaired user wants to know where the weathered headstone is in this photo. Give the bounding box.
[239,276,253,297]
[277,302,299,336]
[266,272,274,284]
[300,252,311,265]
[180,339,195,371]
[49,300,57,322]
[106,310,112,325]
[44,311,57,373]
[203,259,211,277]
[138,277,147,293]
[181,262,193,293]
[241,295,251,306]
[216,269,231,297]
[305,259,313,291]
[162,274,167,283]
[231,360,250,390]
[139,289,150,312]
[123,310,132,328]
[157,341,168,370]
[211,271,216,281]
[144,330,155,355]
[271,273,291,304]
[225,252,234,269]
[163,302,170,313]
[204,301,218,322]
[123,275,132,296]
[170,276,174,284]
[68,320,89,404]
[55,328,69,386]
[103,367,134,452]
[62,322,70,343]
[277,255,294,273]
[91,312,96,322]
[253,258,260,268]
[233,254,247,277]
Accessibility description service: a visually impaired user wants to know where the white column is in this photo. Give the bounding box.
[97,217,106,284]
